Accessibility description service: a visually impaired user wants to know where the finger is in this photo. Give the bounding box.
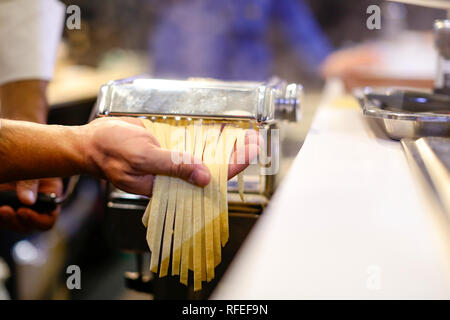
[38,178,64,196]
[244,129,262,150]
[228,142,260,179]
[16,180,39,205]
[142,149,211,187]
[115,175,155,197]
[0,182,17,191]
[15,178,63,231]
[8,216,33,234]
[16,207,58,231]
[0,205,14,225]
[0,206,31,233]
[227,130,261,178]
[14,209,32,229]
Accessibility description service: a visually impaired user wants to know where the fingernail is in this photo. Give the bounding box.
[189,167,211,186]
[23,190,36,204]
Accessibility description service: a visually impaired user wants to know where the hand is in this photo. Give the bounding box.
[81,117,260,197]
[0,178,63,233]
[320,46,381,91]
[320,46,380,78]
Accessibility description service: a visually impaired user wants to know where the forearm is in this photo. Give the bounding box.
[0,80,49,123]
[0,119,87,183]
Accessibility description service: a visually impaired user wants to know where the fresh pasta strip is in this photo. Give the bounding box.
[160,177,178,276]
[140,120,251,291]
[179,182,192,284]
[236,129,247,202]
[188,124,198,272]
[142,199,151,228]
[159,126,184,277]
[180,124,195,284]
[200,191,206,283]
[192,123,206,291]
[212,126,225,266]
[202,125,221,282]
[218,128,229,247]
[199,127,212,284]
[146,175,168,257]
[149,122,171,273]
[140,120,154,231]
[171,197,185,276]
[171,126,186,276]
[219,126,240,246]
[211,161,221,267]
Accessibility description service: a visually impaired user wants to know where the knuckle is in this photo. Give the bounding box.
[130,152,146,169]
[169,161,184,178]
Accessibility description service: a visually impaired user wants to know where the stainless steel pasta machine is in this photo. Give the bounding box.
[94,76,303,298]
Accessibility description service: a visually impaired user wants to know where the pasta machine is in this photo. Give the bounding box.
[94,76,302,298]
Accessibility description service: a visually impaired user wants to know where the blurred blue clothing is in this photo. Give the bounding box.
[151,0,332,81]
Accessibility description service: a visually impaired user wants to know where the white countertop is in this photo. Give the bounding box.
[212,81,450,299]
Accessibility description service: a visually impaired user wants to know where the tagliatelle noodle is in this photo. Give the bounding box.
[202,124,221,281]
[171,125,186,276]
[148,122,171,273]
[219,127,239,246]
[236,129,247,202]
[140,120,249,291]
[159,125,184,277]
[212,125,225,266]
[140,119,154,229]
[180,123,195,285]
[192,123,206,291]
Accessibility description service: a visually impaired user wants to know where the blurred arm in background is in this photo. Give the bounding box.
[0,0,65,232]
[151,0,334,81]
[317,1,437,91]
[274,0,333,74]
[320,45,381,90]
[150,0,378,85]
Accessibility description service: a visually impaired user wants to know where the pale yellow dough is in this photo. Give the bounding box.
[140,120,249,291]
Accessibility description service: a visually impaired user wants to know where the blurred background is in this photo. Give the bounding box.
[0,0,446,300]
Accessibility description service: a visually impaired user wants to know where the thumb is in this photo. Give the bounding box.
[16,180,39,205]
[144,148,211,187]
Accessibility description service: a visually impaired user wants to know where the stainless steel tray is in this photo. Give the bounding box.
[401,137,450,218]
[355,87,450,140]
